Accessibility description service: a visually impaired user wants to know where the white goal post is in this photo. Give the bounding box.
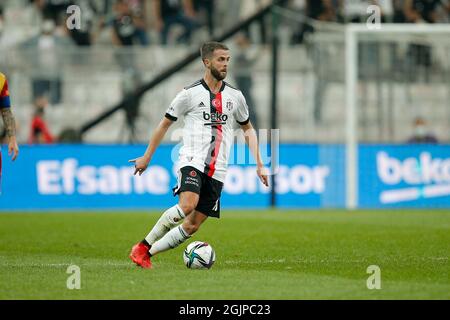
[345,24,450,209]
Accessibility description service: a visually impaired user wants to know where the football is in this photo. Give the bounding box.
[183,241,216,269]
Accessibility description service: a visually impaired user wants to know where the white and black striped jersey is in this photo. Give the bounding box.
[165,79,250,183]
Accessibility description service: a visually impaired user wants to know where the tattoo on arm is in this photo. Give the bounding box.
[1,108,17,137]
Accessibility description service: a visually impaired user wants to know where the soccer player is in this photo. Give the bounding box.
[129,41,268,269]
[0,72,19,190]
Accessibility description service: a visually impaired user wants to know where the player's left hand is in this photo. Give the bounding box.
[257,166,269,187]
[8,137,19,161]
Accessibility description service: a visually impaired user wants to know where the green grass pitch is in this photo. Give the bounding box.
[0,210,449,299]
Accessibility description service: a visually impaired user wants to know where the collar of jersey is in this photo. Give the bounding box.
[200,79,226,94]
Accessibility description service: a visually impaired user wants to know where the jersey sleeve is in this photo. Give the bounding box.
[0,76,11,109]
[234,91,250,125]
[165,89,189,121]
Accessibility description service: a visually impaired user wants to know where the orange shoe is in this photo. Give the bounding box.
[129,242,152,269]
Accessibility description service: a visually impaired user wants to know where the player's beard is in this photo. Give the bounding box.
[211,66,226,81]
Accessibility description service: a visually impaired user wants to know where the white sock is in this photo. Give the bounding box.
[149,225,191,256]
[145,205,186,246]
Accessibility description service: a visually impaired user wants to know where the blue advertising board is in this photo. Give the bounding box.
[0,144,345,210]
[358,144,450,208]
[1,144,448,210]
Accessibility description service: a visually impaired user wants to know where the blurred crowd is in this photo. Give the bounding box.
[289,0,450,44]
[0,0,229,48]
[0,0,449,48]
[0,0,448,144]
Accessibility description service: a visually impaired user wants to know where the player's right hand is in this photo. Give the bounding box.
[257,166,269,187]
[129,157,149,176]
[8,137,19,161]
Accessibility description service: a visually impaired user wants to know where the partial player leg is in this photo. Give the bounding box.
[129,191,199,268]
[149,209,208,256]
[182,209,209,236]
[148,170,223,257]
[144,191,199,245]
[130,165,203,269]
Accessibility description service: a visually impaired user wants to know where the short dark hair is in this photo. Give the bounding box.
[200,42,229,61]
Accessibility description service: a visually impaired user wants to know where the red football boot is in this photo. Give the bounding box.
[129,242,152,269]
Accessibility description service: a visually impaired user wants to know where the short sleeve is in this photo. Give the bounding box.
[234,91,250,125]
[0,76,11,109]
[165,89,189,121]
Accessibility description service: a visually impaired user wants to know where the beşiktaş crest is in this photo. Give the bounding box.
[225,99,233,111]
